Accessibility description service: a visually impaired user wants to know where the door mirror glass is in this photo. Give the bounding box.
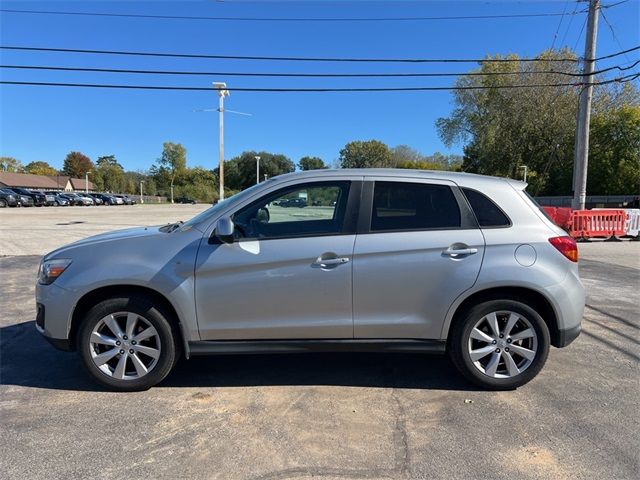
[215,217,235,243]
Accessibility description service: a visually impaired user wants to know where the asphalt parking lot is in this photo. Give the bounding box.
[1,207,639,479]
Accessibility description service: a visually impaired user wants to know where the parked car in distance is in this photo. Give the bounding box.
[65,193,94,206]
[175,196,196,204]
[278,197,307,208]
[91,193,117,205]
[17,194,34,207]
[45,192,72,207]
[0,188,19,207]
[8,188,46,207]
[114,194,135,205]
[54,194,70,206]
[36,169,584,392]
[86,194,104,206]
[111,195,125,205]
[36,191,57,206]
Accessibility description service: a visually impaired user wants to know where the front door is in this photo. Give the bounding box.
[195,180,359,340]
[353,178,485,339]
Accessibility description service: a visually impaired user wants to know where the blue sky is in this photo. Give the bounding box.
[1,0,638,172]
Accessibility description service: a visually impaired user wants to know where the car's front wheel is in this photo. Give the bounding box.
[448,299,550,390]
[77,296,180,391]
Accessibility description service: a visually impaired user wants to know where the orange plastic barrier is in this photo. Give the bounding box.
[542,206,573,230]
[569,209,626,240]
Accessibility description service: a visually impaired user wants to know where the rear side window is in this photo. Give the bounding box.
[371,181,461,231]
[462,188,511,227]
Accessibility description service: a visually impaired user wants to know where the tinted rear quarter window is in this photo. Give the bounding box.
[462,188,511,227]
[371,182,461,231]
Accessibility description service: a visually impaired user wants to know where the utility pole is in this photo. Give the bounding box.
[85,171,91,194]
[213,82,230,201]
[572,0,600,210]
[140,180,144,204]
[255,155,261,185]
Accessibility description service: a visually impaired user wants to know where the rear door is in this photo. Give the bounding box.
[353,177,485,339]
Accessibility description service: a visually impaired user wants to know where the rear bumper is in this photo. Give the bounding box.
[544,267,585,348]
[555,324,581,347]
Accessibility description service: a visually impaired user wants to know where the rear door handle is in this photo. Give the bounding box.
[442,246,478,258]
[312,256,350,268]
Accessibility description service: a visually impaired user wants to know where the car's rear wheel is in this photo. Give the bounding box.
[0,199,7,208]
[448,299,550,390]
[77,296,180,391]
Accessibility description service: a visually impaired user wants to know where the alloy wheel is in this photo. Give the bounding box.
[89,312,161,380]
[467,310,538,378]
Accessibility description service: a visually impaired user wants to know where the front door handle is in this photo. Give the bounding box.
[312,255,350,268]
[442,245,478,258]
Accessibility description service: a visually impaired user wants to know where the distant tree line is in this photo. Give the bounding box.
[2,49,637,201]
[1,139,462,203]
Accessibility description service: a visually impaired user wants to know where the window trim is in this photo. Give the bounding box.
[211,180,361,243]
[460,187,513,229]
[358,179,477,234]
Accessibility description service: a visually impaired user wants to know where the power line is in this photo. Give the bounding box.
[0,8,588,22]
[573,14,589,52]
[559,1,581,48]
[593,44,639,61]
[2,60,637,78]
[1,74,637,92]
[0,45,578,64]
[2,45,636,63]
[600,8,634,63]
[550,0,572,50]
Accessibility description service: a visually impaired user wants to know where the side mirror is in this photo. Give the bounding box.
[215,217,235,244]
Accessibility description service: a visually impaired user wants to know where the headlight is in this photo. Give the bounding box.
[38,258,72,285]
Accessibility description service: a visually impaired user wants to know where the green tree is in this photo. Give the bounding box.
[62,151,94,178]
[155,142,187,202]
[0,156,24,172]
[25,161,57,176]
[389,145,423,166]
[436,49,580,194]
[339,140,391,168]
[587,103,640,195]
[175,167,218,203]
[219,151,295,191]
[95,155,125,192]
[298,156,327,170]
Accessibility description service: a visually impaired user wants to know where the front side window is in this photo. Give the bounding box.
[232,181,351,240]
[371,181,461,231]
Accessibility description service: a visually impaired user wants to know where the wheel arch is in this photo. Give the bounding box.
[69,284,189,355]
[444,286,562,348]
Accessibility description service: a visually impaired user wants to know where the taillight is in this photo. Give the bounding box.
[548,236,578,262]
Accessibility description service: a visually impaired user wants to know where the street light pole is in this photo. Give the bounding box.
[140,180,144,204]
[518,165,528,183]
[213,82,230,201]
[85,171,91,194]
[255,155,261,185]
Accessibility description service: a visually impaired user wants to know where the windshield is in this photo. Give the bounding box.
[182,181,271,229]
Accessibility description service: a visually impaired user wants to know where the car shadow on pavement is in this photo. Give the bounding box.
[1,321,476,392]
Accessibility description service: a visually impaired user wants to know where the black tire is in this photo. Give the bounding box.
[77,295,181,391]
[0,199,7,208]
[448,299,550,390]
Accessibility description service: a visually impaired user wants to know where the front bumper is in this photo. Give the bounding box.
[35,281,77,351]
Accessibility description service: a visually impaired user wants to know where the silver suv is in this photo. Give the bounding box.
[36,169,584,391]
